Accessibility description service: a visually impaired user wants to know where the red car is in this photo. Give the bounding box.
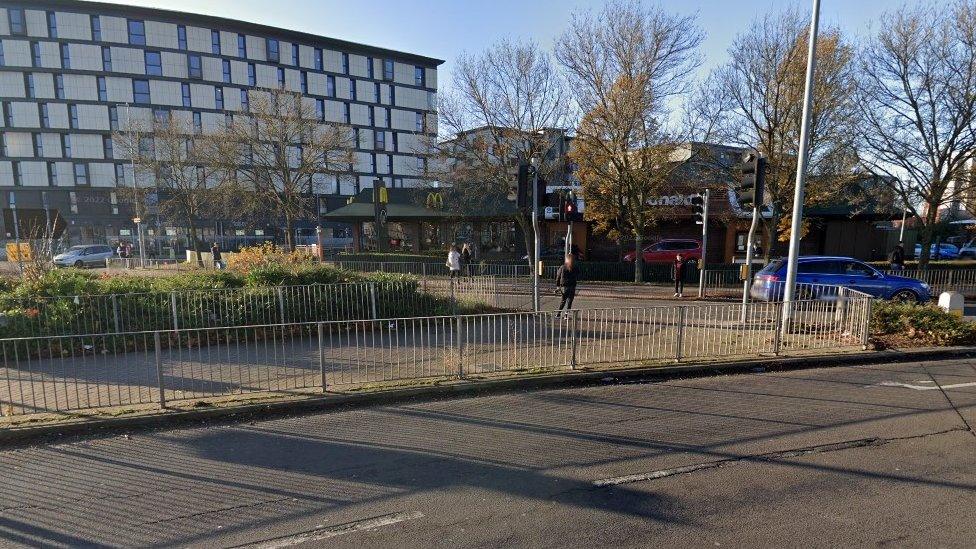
[623,239,702,263]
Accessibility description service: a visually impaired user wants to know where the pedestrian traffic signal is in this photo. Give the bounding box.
[736,151,766,209]
[691,193,706,225]
[516,163,530,209]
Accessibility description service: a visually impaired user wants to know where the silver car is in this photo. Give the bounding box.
[53,245,115,268]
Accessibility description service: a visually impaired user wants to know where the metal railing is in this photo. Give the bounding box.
[882,268,976,295]
[0,287,871,417]
[0,277,498,339]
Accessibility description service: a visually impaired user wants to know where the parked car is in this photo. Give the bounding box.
[750,256,931,303]
[53,245,116,268]
[623,239,702,264]
[913,243,960,260]
[958,240,976,259]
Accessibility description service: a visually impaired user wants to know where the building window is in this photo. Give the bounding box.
[374,131,385,150]
[385,107,391,127]
[40,103,50,128]
[370,153,377,173]
[292,43,299,66]
[417,156,425,172]
[47,11,57,38]
[416,112,425,132]
[133,79,150,104]
[114,163,124,183]
[103,136,114,159]
[267,38,279,63]
[374,82,381,103]
[225,113,233,128]
[3,101,12,127]
[12,161,21,186]
[0,42,5,66]
[392,132,398,152]
[368,107,374,126]
[33,133,43,156]
[215,86,224,109]
[349,79,356,101]
[8,8,25,35]
[187,54,202,79]
[109,106,119,130]
[49,163,58,186]
[181,82,191,107]
[73,163,89,185]
[415,66,425,87]
[222,59,231,83]
[300,71,308,93]
[25,74,34,99]
[177,25,187,50]
[367,57,374,79]
[277,67,285,87]
[91,15,101,41]
[314,48,323,71]
[192,111,202,133]
[211,30,221,54]
[97,76,107,101]
[247,63,255,86]
[153,107,168,126]
[327,75,335,97]
[237,33,246,57]
[128,20,146,45]
[63,134,71,158]
[240,88,249,111]
[383,59,394,81]
[102,47,112,71]
[315,98,324,122]
[341,52,349,74]
[343,102,350,124]
[145,51,162,75]
[388,154,394,174]
[390,85,396,105]
[69,104,79,129]
[31,41,41,67]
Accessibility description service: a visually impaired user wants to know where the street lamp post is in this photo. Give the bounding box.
[781,0,821,331]
[133,217,145,268]
[530,156,541,312]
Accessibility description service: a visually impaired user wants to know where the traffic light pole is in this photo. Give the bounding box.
[531,159,540,313]
[697,188,710,298]
[741,205,760,322]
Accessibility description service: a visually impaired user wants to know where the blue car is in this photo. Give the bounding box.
[914,243,959,260]
[751,256,931,303]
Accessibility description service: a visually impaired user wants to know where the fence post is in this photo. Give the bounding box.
[675,307,686,362]
[861,298,873,351]
[773,302,783,356]
[111,294,121,334]
[154,331,166,408]
[170,291,179,331]
[318,321,327,392]
[369,283,378,320]
[276,287,286,325]
[456,315,465,378]
[570,309,579,370]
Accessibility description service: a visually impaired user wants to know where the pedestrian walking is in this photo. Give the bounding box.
[460,243,472,277]
[889,243,905,271]
[673,253,686,298]
[446,245,461,278]
[211,242,224,270]
[555,253,579,314]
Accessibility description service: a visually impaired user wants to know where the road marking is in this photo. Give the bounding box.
[876,381,976,391]
[239,511,424,549]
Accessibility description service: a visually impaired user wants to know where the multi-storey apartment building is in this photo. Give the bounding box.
[0,0,441,248]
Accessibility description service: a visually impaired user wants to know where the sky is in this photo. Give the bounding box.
[103,0,901,90]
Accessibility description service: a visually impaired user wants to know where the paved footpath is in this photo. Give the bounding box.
[1,356,975,547]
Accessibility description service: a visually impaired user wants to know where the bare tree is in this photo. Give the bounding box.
[556,0,704,281]
[857,0,976,266]
[710,9,859,255]
[205,88,354,251]
[426,39,570,264]
[115,113,235,265]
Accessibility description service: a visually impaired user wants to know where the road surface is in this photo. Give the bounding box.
[1,356,975,547]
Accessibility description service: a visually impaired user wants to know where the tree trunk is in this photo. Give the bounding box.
[515,214,534,270]
[284,213,294,252]
[634,233,643,283]
[188,220,203,267]
[917,207,938,269]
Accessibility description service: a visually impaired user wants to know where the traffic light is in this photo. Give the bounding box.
[736,151,766,209]
[565,191,582,221]
[691,192,705,225]
[516,163,530,209]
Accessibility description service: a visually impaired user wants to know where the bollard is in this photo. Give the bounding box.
[154,331,166,408]
[456,315,465,378]
[570,309,579,369]
[675,307,686,362]
[773,302,783,355]
[318,322,327,392]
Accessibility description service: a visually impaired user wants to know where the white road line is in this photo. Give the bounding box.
[594,463,719,487]
[876,381,976,391]
[241,511,424,549]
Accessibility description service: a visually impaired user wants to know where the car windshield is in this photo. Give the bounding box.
[66,246,87,253]
[758,260,783,275]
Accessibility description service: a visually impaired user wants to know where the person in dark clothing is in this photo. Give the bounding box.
[460,243,472,277]
[555,254,579,313]
[673,254,686,297]
[211,243,224,270]
[889,244,905,271]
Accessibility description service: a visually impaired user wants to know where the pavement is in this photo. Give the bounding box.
[1,356,974,547]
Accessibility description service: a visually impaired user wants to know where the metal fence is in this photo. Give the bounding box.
[883,268,976,296]
[0,277,498,339]
[0,287,871,416]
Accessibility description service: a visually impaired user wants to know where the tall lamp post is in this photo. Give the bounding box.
[530,156,541,312]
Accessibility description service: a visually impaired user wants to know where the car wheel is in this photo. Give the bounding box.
[73,260,84,269]
[891,289,919,303]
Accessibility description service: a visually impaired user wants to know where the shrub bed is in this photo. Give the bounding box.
[871,300,976,348]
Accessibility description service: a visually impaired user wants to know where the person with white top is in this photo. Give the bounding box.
[446,245,461,278]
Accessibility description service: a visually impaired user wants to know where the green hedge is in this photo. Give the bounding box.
[871,301,976,347]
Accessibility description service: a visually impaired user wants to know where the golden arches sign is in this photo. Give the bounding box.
[426,192,444,209]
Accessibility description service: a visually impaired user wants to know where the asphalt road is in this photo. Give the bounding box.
[2,356,975,547]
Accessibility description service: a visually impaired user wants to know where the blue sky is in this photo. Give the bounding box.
[107,0,900,88]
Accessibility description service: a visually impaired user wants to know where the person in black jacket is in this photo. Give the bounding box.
[673,253,686,297]
[889,243,905,271]
[555,254,579,313]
